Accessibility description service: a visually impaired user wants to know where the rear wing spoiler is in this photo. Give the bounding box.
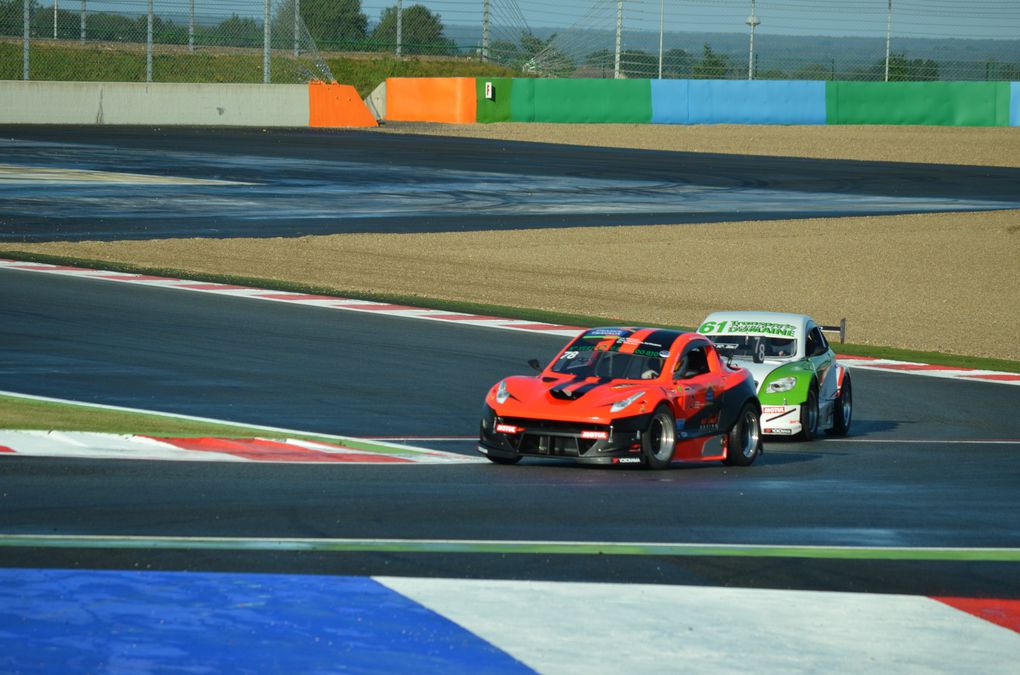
[820,319,847,344]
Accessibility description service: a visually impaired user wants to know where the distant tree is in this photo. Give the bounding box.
[370,4,454,55]
[692,43,729,79]
[662,48,692,77]
[209,14,262,48]
[793,62,834,81]
[299,0,367,50]
[863,53,939,81]
[619,50,657,78]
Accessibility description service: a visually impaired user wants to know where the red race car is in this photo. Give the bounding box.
[479,327,763,469]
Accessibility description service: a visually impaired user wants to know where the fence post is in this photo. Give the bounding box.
[481,0,490,61]
[53,0,58,39]
[396,0,403,57]
[80,0,86,43]
[294,0,300,57]
[189,0,194,52]
[22,0,29,80]
[146,0,153,82]
[613,0,622,79]
[263,0,271,83]
[884,0,892,82]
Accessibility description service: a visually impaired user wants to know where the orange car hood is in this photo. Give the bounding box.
[494,375,654,424]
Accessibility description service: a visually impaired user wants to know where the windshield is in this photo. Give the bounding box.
[709,334,796,360]
[551,331,671,380]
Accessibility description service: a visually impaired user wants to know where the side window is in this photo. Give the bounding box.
[673,346,711,379]
[807,327,827,356]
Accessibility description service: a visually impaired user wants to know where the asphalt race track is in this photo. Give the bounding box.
[1,127,1018,668]
[3,125,1020,241]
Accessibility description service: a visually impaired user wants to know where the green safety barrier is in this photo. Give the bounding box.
[826,81,1011,127]
[508,79,652,124]
[475,78,514,123]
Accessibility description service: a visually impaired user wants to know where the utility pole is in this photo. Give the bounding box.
[746,0,760,80]
[614,0,622,79]
[481,0,490,62]
[657,0,664,79]
[884,0,892,82]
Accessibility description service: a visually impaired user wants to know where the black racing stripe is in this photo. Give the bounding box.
[640,329,683,352]
[569,379,612,397]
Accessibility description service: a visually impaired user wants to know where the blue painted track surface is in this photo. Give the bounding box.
[0,568,530,674]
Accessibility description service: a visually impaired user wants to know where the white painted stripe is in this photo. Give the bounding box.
[1,259,1015,383]
[822,438,1020,445]
[378,578,1020,674]
[0,390,482,464]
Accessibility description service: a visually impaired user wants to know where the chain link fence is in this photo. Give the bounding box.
[2,0,1018,83]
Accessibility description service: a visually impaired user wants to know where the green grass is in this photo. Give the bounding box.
[0,392,427,455]
[1,41,521,96]
[4,249,1019,373]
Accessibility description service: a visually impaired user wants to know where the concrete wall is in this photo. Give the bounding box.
[0,81,310,126]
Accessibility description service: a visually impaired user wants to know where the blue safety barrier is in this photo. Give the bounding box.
[1012,83,1020,126]
[651,80,826,125]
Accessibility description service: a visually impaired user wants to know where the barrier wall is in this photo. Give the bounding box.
[826,81,1011,126]
[0,81,376,127]
[386,77,476,124]
[1012,83,1020,127]
[651,80,826,125]
[475,78,513,123]
[509,79,652,123]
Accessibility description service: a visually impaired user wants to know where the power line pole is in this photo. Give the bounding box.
[614,0,623,79]
[884,0,892,81]
[746,0,760,80]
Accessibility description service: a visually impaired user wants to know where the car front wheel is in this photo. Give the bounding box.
[828,374,852,436]
[724,402,762,467]
[641,406,676,470]
[798,385,819,441]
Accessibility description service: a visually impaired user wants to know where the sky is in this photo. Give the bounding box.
[60,0,1020,42]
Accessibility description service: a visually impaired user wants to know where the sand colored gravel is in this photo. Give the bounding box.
[11,124,1020,360]
[14,209,1020,361]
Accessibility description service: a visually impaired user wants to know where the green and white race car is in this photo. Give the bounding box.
[698,311,852,440]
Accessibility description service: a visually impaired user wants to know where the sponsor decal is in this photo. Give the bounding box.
[659,350,670,358]
[762,406,787,414]
[706,388,715,403]
[699,320,796,338]
[586,328,628,338]
[495,423,520,434]
[765,428,794,435]
[580,430,609,440]
[698,413,721,430]
[674,419,686,431]
[614,457,642,464]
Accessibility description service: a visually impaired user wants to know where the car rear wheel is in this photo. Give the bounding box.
[724,403,762,467]
[641,406,676,470]
[828,374,852,436]
[798,385,819,441]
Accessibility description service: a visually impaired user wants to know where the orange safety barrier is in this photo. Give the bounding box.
[386,77,477,124]
[308,82,378,128]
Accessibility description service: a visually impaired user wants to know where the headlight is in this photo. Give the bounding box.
[767,377,797,393]
[610,390,645,413]
[496,380,511,404]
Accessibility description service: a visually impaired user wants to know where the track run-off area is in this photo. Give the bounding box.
[1,126,1018,672]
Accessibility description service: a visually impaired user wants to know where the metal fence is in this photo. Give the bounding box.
[3,0,1018,83]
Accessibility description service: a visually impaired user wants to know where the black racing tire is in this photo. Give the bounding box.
[797,385,820,441]
[485,452,522,465]
[828,374,853,436]
[641,406,676,470]
[724,402,763,467]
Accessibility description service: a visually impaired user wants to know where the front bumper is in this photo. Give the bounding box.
[478,405,651,464]
[760,405,802,436]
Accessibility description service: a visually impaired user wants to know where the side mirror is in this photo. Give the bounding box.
[527,359,542,372]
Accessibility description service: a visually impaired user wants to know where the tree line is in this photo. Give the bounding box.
[0,0,458,54]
